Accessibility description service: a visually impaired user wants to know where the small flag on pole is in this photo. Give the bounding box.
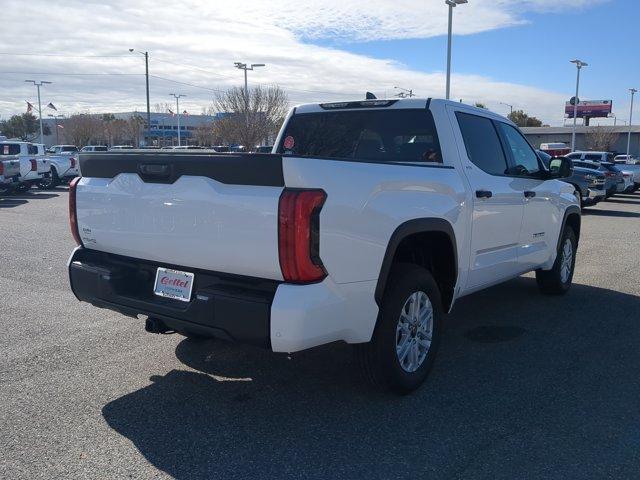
[183,110,189,116]
[57,124,64,129]
[26,101,34,113]
[47,102,57,111]
[168,109,175,116]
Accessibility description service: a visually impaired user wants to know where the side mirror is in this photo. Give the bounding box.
[549,157,573,178]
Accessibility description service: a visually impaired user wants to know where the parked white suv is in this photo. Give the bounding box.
[67,99,580,393]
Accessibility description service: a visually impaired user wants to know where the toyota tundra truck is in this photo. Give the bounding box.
[67,98,580,393]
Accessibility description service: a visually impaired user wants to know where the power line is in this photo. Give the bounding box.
[0,52,130,58]
[0,71,143,76]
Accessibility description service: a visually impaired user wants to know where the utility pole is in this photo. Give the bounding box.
[627,88,637,158]
[48,113,62,145]
[129,49,151,145]
[570,59,588,152]
[500,102,514,116]
[24,80,51,144]
[170,94,185,146]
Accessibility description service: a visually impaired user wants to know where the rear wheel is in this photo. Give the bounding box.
[37,168,59,190]
[355,263,443,394]
[536,227,577,295]
[14,182,31,193]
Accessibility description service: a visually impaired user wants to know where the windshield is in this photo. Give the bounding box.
[62,146,78,152]
[278,109,443,164]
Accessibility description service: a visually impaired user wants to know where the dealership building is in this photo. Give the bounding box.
[522,125,640,156]
[42,111,218,147]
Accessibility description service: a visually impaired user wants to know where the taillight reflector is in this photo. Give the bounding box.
[0,163,4,175]
[69,177,83,246]
[278,189,327,283]
[70,157,76,168]
[30,159,37,171]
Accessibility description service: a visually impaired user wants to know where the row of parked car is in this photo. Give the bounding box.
[537,150,640,208]
[0,142,80,193]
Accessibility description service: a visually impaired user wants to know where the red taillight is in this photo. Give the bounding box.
[605,172,615,177]
[30,159,37,171]
[278,189,327,283]
[69,177,83,246]
[70,157,76,168]
[0,163,3,175]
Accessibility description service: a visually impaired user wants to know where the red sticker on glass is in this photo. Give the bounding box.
[283,135,295,149]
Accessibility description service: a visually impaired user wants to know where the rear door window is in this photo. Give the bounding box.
[584,154,602,161]
[277,109,443,163]
[566,153,582,160]
[456,112,508,176]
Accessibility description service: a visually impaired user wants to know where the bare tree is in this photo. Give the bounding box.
[62,114,102,147]
[194,123,217,146]
[120,115,145,147]
[213,85,289,148]
[585,126,619,152]
[154,102,173,113]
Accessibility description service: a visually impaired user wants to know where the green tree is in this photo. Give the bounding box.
[507,110,543,127]
[0,113,51,140]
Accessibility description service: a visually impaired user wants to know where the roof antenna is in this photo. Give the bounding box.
[366,92,377,100]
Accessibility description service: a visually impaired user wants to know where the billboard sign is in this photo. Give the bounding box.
[565,99,612,118]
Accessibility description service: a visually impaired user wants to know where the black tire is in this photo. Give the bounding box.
[14,182,31,193]
[536,227,577,295]
[355,263,443,394]
[37,167,59,190]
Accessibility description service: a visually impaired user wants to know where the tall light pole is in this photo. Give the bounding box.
[170,93,185,146]
[445,0,467,100]
[47,113,63,145]
[500,102,514,116]
[24,80,51,144]
[234,62,266,98]
[570,59,588,152]
[129,49,151,146]
[626,88,637,158]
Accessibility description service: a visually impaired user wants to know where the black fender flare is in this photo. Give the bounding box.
[374,218,458,306]
[557,205,581,251]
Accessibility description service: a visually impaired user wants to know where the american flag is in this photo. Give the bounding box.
[26,101,34,113]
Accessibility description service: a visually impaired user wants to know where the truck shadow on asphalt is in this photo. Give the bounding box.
[102,278,640,479]
[0,191,60,208]
[582,208,640,218]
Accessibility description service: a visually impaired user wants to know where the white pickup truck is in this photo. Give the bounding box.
[68,98,580,393]
[38,144,80,188]
[0,141,51,192]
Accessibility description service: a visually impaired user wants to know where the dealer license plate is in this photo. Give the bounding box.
[153,267,195,302]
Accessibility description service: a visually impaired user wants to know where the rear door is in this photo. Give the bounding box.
[450,109,524,290]
[495,121,559,270]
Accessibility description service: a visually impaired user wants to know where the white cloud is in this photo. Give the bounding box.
[0,0,607,125]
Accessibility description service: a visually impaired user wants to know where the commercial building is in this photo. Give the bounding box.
[522,125,640,155]
[41,111,218,147]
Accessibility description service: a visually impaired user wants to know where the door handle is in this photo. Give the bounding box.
[475,190,493,199]
[524,191,536,198]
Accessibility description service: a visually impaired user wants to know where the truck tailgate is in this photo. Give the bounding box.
[76,152,285,280]
[1,158,20,178]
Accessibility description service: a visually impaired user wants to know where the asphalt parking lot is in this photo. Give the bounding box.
[1,189,640,480]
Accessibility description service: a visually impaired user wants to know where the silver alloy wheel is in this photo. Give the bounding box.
[560,238,573,283]
[395,291,433,373]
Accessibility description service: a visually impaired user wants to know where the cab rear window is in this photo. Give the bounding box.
[0,144,20,155]
[278,109,443,163]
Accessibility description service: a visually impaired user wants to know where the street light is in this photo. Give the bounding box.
[170,93,186,146]
[129,49,151,146]
[47,113,64,145]
[627,88,637,159]
[234,62,266,98]
[445,0,467,100]
[394,86,415,98]
[24,79,52,144]
[569,59,588,151]
[500,102,514,116]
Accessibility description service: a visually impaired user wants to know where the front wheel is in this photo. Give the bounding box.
[536,227,577,295]
[355,264,443,394]
[37,168,59,190]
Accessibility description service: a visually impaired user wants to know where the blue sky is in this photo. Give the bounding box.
[1,0,636,125]
[312,0,638,122]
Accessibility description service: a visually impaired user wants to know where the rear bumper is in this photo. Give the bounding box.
[68,247,380,353]
[584,188,605,205]
[68,248,278,348]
